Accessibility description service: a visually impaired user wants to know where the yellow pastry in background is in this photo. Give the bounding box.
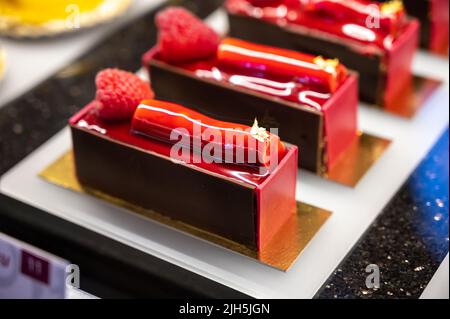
[0,47,5,81]
[0,0,104,25]
[0,0,132,37]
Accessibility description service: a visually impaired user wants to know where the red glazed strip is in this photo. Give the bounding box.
[217,38,347,93]
[226,0,407,49]
[304,0,406,37]
[131,99,285,167]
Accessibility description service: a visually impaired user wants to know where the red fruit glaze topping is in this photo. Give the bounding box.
[217,38,348,93]
[155,7,220,64]
[132,99,286,168]
[95,69,154,121]
[227,0,408,50]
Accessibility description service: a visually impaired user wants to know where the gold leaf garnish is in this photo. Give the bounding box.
[250,118,270,143]
[313,56,339,75]
[381,0,404,15]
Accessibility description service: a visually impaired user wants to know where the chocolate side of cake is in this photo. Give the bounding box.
[227,13,384,105]
[148,60,324,173]
[71,125,259,249]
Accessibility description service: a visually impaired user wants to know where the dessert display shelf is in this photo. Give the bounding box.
[0,3,448,298]
[1,46,448,295]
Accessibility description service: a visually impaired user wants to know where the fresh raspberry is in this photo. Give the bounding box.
[95,69,154,121]
[155,7,220,64]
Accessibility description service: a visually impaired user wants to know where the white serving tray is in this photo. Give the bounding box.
[1,9,449,299]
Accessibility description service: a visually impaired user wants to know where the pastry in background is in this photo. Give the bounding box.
[0,0,132,37]
[225,0,419,108]
[0,47,5,81]
[376,0,449,55]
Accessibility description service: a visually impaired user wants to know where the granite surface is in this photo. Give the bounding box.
[316,129,449,299]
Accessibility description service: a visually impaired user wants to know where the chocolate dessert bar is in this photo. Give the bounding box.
[225,0,419,107]
[70,70,298,250]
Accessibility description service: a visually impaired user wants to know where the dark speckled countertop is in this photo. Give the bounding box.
[316,129,449,299]
[0,0,448,299]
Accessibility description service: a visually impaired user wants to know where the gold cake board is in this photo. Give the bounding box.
[39,151,332,272]
[377,75,443,118]
[327,75,442,188]
[325,132,391,187]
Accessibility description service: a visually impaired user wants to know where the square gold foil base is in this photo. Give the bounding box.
[325,132,391,187]
[378,75,442,118]
[39,151,332,271]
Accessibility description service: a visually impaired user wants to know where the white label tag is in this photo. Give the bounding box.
[0,232,69,299]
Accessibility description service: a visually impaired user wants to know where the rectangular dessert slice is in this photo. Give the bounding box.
[225,0,419,107]
[70,100,298,250]
[144,39,358,174]
[377,0,449,54]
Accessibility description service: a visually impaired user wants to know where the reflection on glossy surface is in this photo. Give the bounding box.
[229,75,296,97]
[194,62,333,110]
[191,61,332,110]
[342,23,376,42]
[39,150,332,271]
